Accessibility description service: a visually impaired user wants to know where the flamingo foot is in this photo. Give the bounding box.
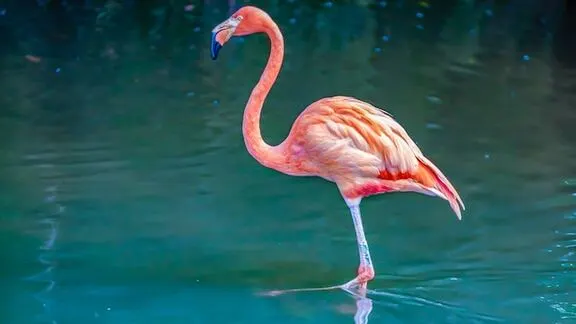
[258,282,366,299]
[258,265,374,298]
[257,283,343,297]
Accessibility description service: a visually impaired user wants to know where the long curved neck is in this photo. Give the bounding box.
[242,18,286,171]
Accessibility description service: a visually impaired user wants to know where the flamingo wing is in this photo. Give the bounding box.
[294,96,465,218]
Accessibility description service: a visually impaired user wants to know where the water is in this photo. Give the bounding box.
[1,0,575,323]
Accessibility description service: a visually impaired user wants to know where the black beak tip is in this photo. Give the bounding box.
[210,32,222,60]
[210,43,221,60]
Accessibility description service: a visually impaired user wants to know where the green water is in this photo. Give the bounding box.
[1,1,575,323]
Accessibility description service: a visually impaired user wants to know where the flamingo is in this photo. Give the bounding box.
[209,6,465,297]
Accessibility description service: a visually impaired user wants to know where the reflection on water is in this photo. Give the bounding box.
[0,0,575,323]
[24,185,62,324]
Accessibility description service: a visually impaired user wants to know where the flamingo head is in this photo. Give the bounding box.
[210,6,267,60]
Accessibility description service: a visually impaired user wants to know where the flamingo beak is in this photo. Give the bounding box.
[210,32,222,60]
[210,17,241,60]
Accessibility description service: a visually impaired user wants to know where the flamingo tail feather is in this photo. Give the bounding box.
[416,157,465,220]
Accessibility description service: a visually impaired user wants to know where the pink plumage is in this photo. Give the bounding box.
[210,5,465,298]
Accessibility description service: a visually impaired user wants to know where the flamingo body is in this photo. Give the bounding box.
[277,96,464,218]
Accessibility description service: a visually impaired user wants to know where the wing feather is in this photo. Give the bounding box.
[299,96,421,177]
[291,96,464,217]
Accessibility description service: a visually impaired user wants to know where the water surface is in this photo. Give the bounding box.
[1,1,575,323]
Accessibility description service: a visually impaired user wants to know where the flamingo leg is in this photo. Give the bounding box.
[260,202,375,298]
[340,203,375,292]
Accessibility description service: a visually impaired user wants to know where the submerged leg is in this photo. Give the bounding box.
[341,201,375,293]
[354,297,373,324]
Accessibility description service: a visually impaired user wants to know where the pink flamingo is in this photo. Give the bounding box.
[210,6,465,297]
